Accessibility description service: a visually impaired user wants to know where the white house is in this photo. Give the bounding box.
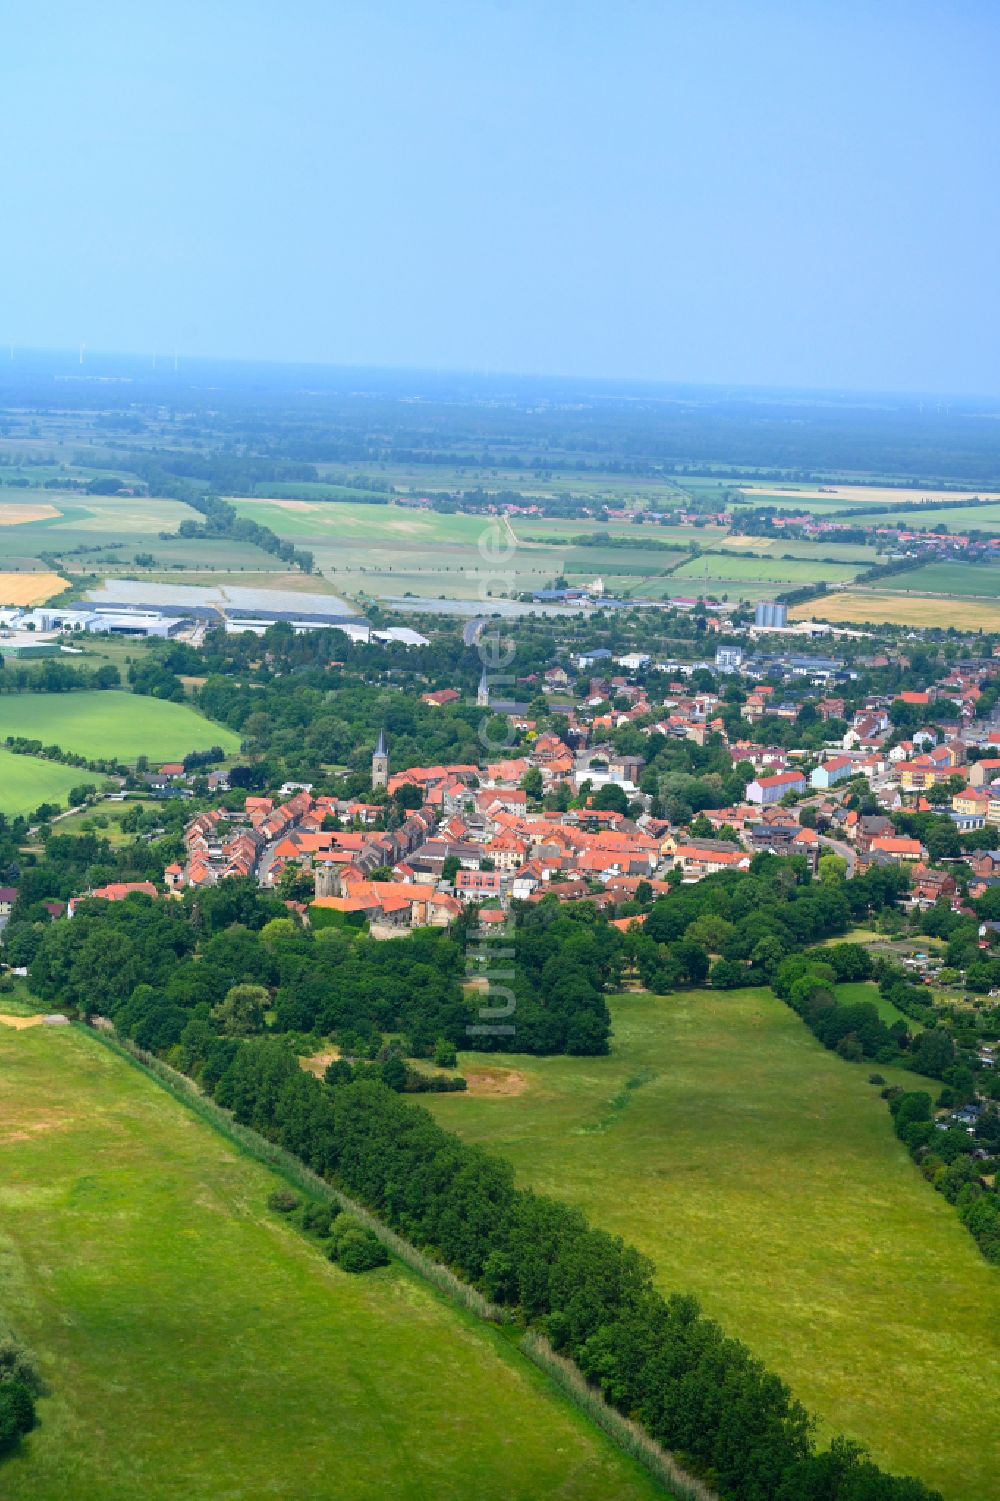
[616,652,651,673]
[746,770,807,805]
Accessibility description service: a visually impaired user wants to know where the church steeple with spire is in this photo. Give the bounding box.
[372,728,389,790]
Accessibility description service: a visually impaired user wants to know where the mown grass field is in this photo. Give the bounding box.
[0,691,241,762]
[792,589,1000,629]
[0,1024,659,1501]
[427,989,1000,1501]
[0,747,90,817]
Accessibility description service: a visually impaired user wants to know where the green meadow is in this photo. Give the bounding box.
[672,554,860,586]
[0,1024,659,1501]
[879,561,1000,597]
[833,979,917,1027]
[0,747,90,817]
[0,691,241,762]
[428,989,1000,1501]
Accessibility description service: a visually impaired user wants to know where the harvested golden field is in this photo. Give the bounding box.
[0,571,69,605]
[0,502,60,525]
[791,589,1000,629]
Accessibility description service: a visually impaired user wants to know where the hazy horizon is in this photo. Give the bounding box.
[3,1,998,395]
[4,343,1000,406]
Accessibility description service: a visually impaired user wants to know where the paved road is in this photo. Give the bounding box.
[463,617,487,647]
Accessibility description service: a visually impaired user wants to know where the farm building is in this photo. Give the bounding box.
[0,637,61,660]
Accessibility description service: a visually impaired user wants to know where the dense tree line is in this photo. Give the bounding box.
[0,660,120,695]
[889,1091,1000,1263]
[624,857,910,994]
[179,493,315,573]
[16,886,613,1059]
[124,451,320,500]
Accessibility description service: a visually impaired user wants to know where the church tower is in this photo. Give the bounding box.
[372,728,389,790]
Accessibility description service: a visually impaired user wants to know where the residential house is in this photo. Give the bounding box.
[671,840,752,880]
[745,770,807,805]
[910,865,958,904]
[810,755,854,790]
[421,688,461,708]
[454,870,504,903]
[867,835,926,862]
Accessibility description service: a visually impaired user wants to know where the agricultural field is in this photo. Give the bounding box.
[857,505,1000,530]
[876,561,1000,598]
[0,571,69,605]
[0,491,283,578]
[0,691,241,762]
[717,534,880,563]
[232,499,569,599]
[135,568,335,593]
[231,499,877,605]
[792,589,1000,630]
[427,990,1000,1501]
[0,747,90,817]
[736,483,1000,515]
[513,518,730,546]
[0,1022,658,1501]
[671,554,861,587]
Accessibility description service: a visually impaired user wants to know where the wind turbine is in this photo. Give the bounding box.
[79,344,85,366]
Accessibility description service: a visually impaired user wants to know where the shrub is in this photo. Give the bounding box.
[0,1380,35,1456]
[336,1230,389,1273]
[266,1188,300,1214]
[327,1215,389,1272]
[0,1332,41,1457]
[433,1038,458,1068]
[0,1334,43,1395]
[301,1200,338,1238]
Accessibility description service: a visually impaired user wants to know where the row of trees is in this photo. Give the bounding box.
[0,661,119,695]
[181,1035,940,1501]
[181,493,315,573]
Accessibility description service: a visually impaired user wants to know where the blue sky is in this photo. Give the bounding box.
[2,0,998,392]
